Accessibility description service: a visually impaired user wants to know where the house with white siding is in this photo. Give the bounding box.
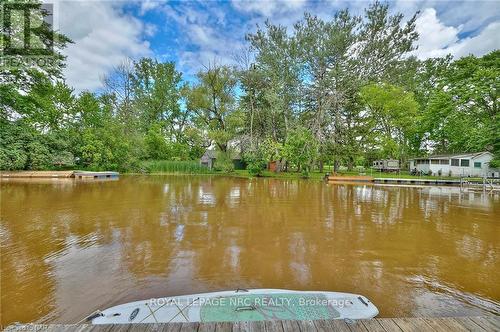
[409,152,498,177]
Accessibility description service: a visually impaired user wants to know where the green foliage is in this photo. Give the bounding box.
[245,155,266,176]
[244,138,283,176]
[422,51,499,157]
[145,124,170,160]
[186,65,243,153]
[214,150,235,173]
[0,120,52,170]
[131,58,184,133]
[360,83,419,160]
[1,1,497,175]
[282,127,319,176]
[142,160,212,174]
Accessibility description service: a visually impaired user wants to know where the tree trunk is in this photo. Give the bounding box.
[347,156,354,171]
[334,160,340,173]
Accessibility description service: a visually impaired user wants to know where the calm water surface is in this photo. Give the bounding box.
[1,175,499,325]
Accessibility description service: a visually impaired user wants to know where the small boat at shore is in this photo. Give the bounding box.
[88,289,378,324]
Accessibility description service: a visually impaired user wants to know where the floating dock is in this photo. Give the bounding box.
[73,171,119,179]
[328,175,374,182]
[373,178,461,185]
[0,171,75,178]
[0,171,119,180]
[327,175,500,190]
[5,316,500,331]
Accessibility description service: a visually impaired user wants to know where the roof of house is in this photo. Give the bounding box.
[201,150,217,159]
[409,151,492,161]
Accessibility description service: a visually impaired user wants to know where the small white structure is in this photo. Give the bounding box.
[200,150,217,169]
[372,159,400,172]
[409,152,496,177]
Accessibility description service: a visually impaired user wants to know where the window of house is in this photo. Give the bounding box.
[451,159,459,166]
[461,159,470,167]
[440,159,449,165]
[431,160,440,164]
[474,162,481,168]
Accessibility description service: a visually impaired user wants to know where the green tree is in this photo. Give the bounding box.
[360,83,419,161]
[282,127,318,176]
[186,64,244,152]
[131,58,184,135]
[421,51,499,159]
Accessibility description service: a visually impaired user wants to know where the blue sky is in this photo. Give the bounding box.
[52,0,500,92]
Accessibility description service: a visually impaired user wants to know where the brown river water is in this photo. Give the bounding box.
[1,175,499,326]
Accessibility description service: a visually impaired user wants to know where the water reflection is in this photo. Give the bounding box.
[1,176,499,325]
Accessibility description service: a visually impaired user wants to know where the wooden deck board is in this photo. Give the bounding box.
[421,317,467,332]
[197,322,216,332]
[358,319,386,332]
[264,320,285,332]
[391,317,439,332]
[345,320,369,332]
[448,317,487,331]
[5,317,499,332]
[376,318,403,332]
[326,320,352,332]
[469,317,499,331]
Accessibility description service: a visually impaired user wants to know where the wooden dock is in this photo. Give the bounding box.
[0,170,119,180]
[5,316,500,331]
[373,178,461,185]
[0,170,75,178]
[327,176,500,190]
[73,171,119,179]
[328,175,374,182]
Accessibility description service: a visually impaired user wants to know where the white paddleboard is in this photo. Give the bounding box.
[89,289,378,324]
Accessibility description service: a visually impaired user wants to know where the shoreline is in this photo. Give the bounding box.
[1,169,493,183]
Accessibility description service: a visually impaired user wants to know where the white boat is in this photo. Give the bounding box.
[89,289,378,324]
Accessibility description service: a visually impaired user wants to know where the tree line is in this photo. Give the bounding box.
[1,1,498,175]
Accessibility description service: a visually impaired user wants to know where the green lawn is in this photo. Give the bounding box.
[132,162,487,182]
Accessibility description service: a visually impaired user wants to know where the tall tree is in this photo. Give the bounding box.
[131,58,184,136]
[360,83,419,161]
[186,64,243,152]
[421,51,499,159]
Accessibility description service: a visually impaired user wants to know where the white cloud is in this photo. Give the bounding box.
[414,8,500,59]
[231,0,306,16]
[414,8,461,58]
[45,0,499,90]
[57,1,152,92]
[444,22,500,58]
[162,3,245,75]
[139,0,161,15]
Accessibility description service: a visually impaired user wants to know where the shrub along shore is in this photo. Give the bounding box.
[129,160,477,181]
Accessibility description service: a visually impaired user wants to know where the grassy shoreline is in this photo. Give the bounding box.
[126,169,484,182]
[3,160,487,182]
